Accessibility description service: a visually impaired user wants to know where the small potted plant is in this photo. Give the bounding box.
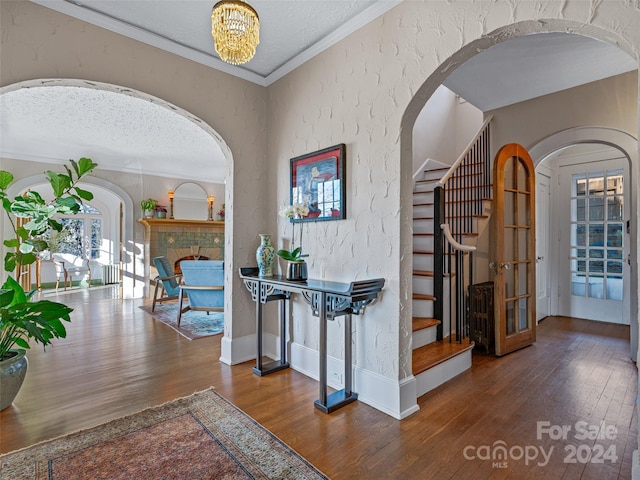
[155,205,167,219]
[276,202,310,281]
[140,198,158,218]
[0,157,97,410]
[216,203,225,221]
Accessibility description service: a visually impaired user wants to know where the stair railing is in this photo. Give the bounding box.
[433,116,492,342]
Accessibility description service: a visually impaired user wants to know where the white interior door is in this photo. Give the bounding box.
[536,170,551,321]
[558,155,629,324]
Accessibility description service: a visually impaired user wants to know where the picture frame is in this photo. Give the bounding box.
[290,144,346,222]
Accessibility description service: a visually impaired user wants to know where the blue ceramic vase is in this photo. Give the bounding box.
[256,234,275,277]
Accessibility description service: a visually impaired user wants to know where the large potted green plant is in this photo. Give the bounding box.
[0,158,97,410]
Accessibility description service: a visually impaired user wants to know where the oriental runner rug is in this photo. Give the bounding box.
[0,388,328,480]
[139,304,224,340]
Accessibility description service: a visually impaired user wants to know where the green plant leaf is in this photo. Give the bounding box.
[12,338,30,350]
[4,252,16,273]
[73,187,94,201]
[0,289,15,308]
[0,171,14,190]
[2,276,27,305]
[4,238,18,248]
[77,157,98,176]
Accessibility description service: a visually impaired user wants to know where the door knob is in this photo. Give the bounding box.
[499,263,511,270]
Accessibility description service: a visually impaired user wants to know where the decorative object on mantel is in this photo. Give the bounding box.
[207,195,216,221]
[216,203,225,221]
[211,0,260,66]
[141,198,158,218]
[255,234,275,277]
[277,202,310,281]
[290,144,346,222]
[155,205,167,218]
[168,190,174,219]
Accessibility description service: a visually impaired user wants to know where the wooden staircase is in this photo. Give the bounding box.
[411,117,493,399]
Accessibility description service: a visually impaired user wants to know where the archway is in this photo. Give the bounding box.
[0,79,234,301]
[530,127,638,359]
[399,19,639,410]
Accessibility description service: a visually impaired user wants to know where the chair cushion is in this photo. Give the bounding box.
[153,256,180,294]
[180,260,224,308]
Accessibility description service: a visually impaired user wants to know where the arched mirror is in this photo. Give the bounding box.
[173,182,208,220]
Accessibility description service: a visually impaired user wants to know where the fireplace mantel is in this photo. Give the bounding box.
[138,218,224,228]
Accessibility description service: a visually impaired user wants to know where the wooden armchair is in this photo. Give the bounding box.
[152,256,182,311]
[177,260,224,326]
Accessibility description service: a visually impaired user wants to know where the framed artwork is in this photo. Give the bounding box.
[290,144,346,222]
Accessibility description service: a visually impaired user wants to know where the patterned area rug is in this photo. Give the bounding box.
[0,388,328,480]
[139,304,224,340]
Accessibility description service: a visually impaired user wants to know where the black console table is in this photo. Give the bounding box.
[239,268,384,413]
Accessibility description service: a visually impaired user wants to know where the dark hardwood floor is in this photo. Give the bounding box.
[1,286,637,479]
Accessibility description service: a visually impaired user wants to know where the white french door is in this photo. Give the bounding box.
[558,157,629,324]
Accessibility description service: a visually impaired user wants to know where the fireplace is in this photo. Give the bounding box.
[138,218,224,282]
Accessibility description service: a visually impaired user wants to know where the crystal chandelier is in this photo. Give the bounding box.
[211,0,260,65]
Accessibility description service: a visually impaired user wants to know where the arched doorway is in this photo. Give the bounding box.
[399,20,639,406]
[0,79,233,300]
[530,128,638,358]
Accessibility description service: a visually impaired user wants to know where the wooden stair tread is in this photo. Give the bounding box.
[412,337,475,375]
[413,216,434,220]
[424,167,449,172]
[413,270,434,277]
[413,250,434,255]
[413,293,435,301]
[413,233,434,236]
[412,317,440,332]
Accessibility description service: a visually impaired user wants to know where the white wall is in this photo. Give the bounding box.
[488,71,638,154]
[413,86,483,174]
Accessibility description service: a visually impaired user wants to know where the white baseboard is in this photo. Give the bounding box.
[632,450,639,480]
[290,342,419,419]
[219,332,280,365]
[220,336,421,419]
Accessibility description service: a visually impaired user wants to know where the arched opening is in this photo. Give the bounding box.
[530,128,638,358]
[0,79,233,301]
[400,20,639,402]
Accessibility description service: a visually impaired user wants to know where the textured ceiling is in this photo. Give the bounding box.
[32,0,401,85]
[0,81,226,183]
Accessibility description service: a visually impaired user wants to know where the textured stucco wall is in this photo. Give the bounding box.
[0,0,268,338]
[268,0,640,392]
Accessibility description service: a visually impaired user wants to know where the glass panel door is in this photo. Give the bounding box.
[493,144,536,356]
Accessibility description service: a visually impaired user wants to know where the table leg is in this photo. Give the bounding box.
[314,298,358,413]
[253,286,289,376]
[253,283,264,375]
[345,313,352,395]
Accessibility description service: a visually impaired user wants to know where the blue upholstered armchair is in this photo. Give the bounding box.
[152,256,181,311]
[177,260,224,325]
